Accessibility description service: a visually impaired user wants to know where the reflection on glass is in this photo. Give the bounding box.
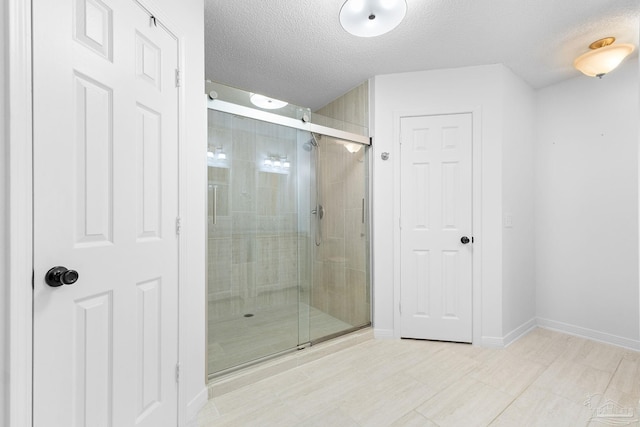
[207,109,370,377]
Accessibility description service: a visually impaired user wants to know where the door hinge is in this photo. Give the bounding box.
[175,68,181,87]
[32,270,35,289]
[175,217,182,235]
[399,301,402,314]
[175,363,180,383]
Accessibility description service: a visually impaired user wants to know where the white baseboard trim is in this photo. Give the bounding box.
[374,328,395,339]
[480,318,537,348]
[480,336,504,348]
[185,386,209,425]
[503,318,537,348]
[537,317,640,351]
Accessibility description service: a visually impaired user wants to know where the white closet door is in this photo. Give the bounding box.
[33,0,180,425]
[400,113,473,343]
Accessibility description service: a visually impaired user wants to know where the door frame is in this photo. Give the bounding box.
[7,0,33,425]
[6,0,190,424]
[392,107,483,344]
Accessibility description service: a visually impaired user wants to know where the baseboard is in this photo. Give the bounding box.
[537,317,640,351]
[373,328,395,339]
[480,318,537,348]
[185,386,209,425]
[480,336,504,348]
[503,318,537,348]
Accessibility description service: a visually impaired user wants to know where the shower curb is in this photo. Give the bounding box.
[207,327,374,399]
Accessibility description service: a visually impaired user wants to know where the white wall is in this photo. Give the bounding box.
[372,64,508,342]
[501,68,537,340]
[147,0,208,420]
[535,59,640,347]
[1,0,8,424]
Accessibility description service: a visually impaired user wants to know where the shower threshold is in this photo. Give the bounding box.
[207,326,372,399]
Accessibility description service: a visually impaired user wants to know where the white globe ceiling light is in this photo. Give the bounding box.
[340,0,407,38]
[249,93,288,109]
[574,37,635,78]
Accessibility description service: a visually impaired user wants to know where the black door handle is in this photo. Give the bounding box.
[460,236,470,244]
[45,266,79,287]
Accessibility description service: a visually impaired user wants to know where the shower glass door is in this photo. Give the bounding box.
[206,82,371,377]
[207,110,303,374]
[307,135,370,342]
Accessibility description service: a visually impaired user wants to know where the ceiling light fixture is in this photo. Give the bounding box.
[249,93,288,110]
[339,0,407,38]
[574,37,635,79]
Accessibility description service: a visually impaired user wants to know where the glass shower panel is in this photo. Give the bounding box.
[207,109,301,375]
[309,135,370,342]
[206,80,372,377]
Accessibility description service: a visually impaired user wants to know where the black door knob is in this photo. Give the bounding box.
[45,266,79,287]
[460,236,471,244]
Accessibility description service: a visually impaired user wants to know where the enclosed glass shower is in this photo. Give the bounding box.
[206,82,371,377]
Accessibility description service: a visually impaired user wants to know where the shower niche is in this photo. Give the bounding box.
[206,82,371,376]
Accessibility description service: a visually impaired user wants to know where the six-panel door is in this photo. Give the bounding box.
[33,0,180,425]
[400,113,473,343]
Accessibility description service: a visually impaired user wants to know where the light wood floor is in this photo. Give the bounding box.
[197,328,640,426]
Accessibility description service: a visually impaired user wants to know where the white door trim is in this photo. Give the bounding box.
[6,0,191,424]
[7,0,34,425]
[392,106,483,345]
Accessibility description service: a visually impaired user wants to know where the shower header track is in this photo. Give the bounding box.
[207,98,370,146]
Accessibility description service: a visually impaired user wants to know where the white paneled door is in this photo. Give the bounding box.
[400,114,473,343]
[33,0,180,426]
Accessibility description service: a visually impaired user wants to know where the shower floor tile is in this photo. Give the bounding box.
[208,303,352,374]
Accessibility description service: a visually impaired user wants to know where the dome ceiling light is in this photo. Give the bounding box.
[574,37,635,79]
[340,0,407,38]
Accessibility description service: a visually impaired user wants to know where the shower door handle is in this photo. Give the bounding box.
[311,205,324,219]
[210,184,217,225]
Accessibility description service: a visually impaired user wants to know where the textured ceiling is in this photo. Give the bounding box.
[204,0,639,111]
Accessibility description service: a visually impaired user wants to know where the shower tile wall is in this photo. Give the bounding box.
[314,80,369,133]
[310,80,371,331]
[208,111,299,321]
[312,139,369,329]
